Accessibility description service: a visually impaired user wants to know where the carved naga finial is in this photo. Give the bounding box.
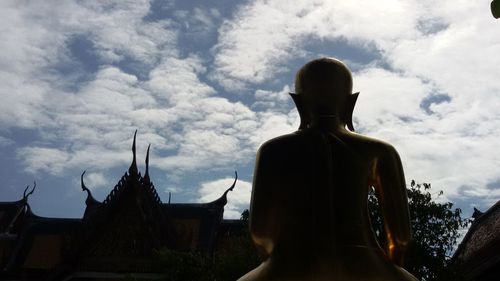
[223,171,238,197]
[23,181,36,201]
[81,171,100,206]
[215,171,238,206]
[128,130,138,176]
[144,144,151,182]
[81,171,90,193]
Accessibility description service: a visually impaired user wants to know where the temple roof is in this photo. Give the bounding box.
[0,131,239,276]
[0,183,36,234]
[78,132,173,258]
[0,200,24,233]
[78,131,237,258]
[80,132,238,221]
[451,200,500,277]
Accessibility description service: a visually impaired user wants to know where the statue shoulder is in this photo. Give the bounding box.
[257,130,314,156]
[366,138,402,160]
[343,132,401,159]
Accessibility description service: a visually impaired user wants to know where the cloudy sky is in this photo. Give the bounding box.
[0,0,499,220]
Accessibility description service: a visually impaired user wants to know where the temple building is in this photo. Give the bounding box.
[451,200,500,281]
[0,133,241,280]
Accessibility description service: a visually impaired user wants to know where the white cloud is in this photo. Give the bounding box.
[83,172,108,190]
[18,147,70,175]
[252,85,293,112]
[0,1,235,177]
[147,56,215,104]
[173,7,221,35]
[0,0,176,129]
[4,19,296,179]
[66,0,177,63]
[0,136,13,147]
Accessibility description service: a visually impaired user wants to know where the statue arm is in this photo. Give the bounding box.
[249,143,280,259]
[372,144,411,266]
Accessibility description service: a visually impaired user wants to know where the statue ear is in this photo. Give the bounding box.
[289,92,309,129]
[345,92,359,132]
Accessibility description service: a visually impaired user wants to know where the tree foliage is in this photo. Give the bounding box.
[368,181,470,281]
[154,248,214,281]
[154,212,259,281]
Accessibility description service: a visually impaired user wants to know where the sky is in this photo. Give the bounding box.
[0,0,499,220]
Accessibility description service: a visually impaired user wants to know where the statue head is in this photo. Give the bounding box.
[291,57,359,131]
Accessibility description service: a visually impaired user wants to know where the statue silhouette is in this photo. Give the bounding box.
[239,58,419,281]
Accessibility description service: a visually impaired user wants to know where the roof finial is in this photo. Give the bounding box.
[472,207,484,220]
[214,171,238,206]
[144,144,151,181]
[23,185,29,198]
[23,181,36,200]
[224,171,238,195]
[81,171,100,206]
[81,171,90,192]
[128,130,138,175]
[211,171,238,207]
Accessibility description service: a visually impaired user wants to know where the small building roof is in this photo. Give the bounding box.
[451,200,500,279]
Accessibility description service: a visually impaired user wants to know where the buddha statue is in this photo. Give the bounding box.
[238,58,419,281]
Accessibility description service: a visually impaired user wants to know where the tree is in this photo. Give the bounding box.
[368,181,470,281]
[154,248,215,281]
[153,211,259,281]
[212,221,260,281]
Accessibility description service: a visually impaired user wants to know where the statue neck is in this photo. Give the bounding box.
[309,115,346,132]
